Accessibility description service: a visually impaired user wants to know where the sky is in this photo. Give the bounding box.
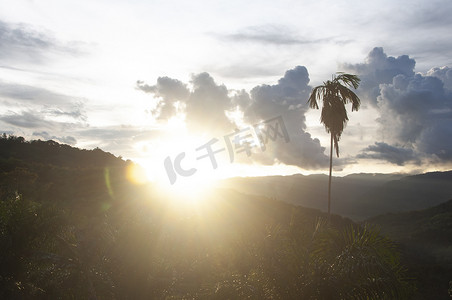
[1,0,452,185]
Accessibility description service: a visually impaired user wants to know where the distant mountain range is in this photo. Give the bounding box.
[2,135,451,221]
[217,171,452,220]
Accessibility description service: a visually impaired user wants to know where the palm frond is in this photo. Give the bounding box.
[307,86,324,109]
[335,73,361,89]
[337,85,361,111]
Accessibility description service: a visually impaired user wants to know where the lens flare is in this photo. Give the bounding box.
[126,163,149,185]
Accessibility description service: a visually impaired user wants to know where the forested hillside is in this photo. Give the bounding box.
[0,135,126,169]
[0,135,436,299]
[368,199,452,299]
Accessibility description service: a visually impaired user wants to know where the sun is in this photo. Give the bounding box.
[133,130,225,206]
[154,170,218,205]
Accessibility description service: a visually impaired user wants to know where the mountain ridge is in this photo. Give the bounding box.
[218,170,452,220]
[2,135,451,221]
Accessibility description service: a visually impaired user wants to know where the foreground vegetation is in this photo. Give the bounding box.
[0,135,435,299]
[368,199,452,299]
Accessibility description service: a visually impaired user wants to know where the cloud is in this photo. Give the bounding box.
[0,111,56,129]
[216,24,350,46]
[207,64,279,79]
[356,49,452,165]
[138,72,235,135]
[32,131,77,145]
[0,80,71,104]
[416,118,452,161]
[0,110,81,130]
[186,72,235,134]
[343,47,416,106]
[0,20,52,55]
[41,107,85,120]
[221,25,327,45]
[79,127,158,142]
[403,1,452,29]
[0,19,83,64]
[240,66,329,169]
[137,52,452,170]
[0,80,88,149]
[76,126,163,158]
[138,66,330,169]
[137,77,189,120]
[377,73,451,145]
[339,47,452,166]
[426,66,452,90]
[357,142,419,165]
[243,66,310,122]
[0,80,87,121]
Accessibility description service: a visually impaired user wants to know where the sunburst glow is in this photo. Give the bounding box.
[136,131,223,206]
[154,172,217,207]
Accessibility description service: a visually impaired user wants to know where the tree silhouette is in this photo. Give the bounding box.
[307,73,361,215]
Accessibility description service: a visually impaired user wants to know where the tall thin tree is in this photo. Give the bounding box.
[307,73,361,215]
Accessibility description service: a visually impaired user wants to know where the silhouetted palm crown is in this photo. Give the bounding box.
[308,73,361,157]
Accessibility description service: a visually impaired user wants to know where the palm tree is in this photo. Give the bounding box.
[307,73,361,215]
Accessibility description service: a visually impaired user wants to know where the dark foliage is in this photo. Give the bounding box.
[368,199,452,299]
[0,135,415,299]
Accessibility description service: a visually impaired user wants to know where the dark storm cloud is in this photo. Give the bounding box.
[138,66,330,169]
[377,73,451,144]
[427,66,452,90]
[357,142,419,166]
[356,48,452,165]
[243,66,310,123]
[343,47,416,106]
[416,118,452,161]
[240,66,329,169]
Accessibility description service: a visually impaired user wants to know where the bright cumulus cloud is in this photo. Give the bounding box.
[1,0,452,183]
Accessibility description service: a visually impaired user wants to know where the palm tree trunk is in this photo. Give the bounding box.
[328,132,333,216]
